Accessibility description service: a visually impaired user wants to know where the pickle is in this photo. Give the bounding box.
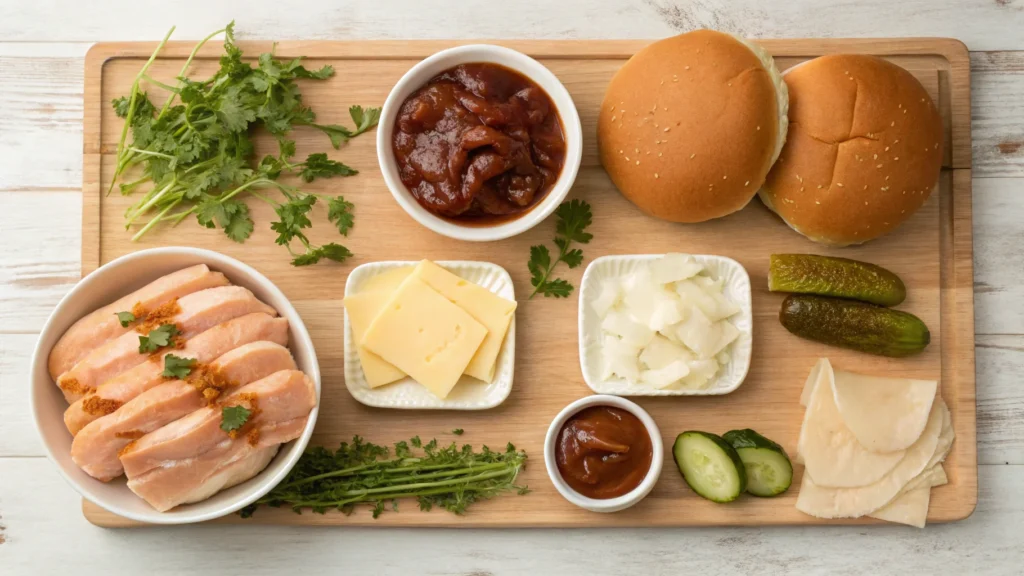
[779,295,930,357]
[769,254,906,307]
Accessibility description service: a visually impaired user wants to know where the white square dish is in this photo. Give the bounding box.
[578,254,753,396]
[343,260,516,409]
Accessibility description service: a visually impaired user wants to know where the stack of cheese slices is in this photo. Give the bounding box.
[795,359,954,528]
[343,260,517,399]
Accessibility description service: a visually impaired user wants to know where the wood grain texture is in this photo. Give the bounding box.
[78,39,975,528]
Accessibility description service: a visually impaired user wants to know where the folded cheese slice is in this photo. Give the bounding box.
[410,260,516,383]
[797,359,905,487]
[832,369,937,453]
[796,398,943,519]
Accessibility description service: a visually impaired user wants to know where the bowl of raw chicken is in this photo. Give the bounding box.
[30,247,321,524]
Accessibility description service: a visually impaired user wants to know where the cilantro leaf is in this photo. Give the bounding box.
[223,202,254,243]
[115,311,136,327]
[527,200,594,299]
[451,428,464,436]
[162,354,197,379]
[349,105,382,136]
[138,324,180,354]
[299,153,357,182]
[291,242,352,266]
[327,196,354,236]
[220,405,252,433]
[312,124,354,149]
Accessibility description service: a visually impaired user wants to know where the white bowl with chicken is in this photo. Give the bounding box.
[29,247,320,524]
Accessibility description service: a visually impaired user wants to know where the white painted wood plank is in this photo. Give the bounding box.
[0,192,80,332]
[973,177,1024,335]
[972,52,1024,177]
[0,457,1018,574]
[0,335,43,457]
[2,0,1024,51]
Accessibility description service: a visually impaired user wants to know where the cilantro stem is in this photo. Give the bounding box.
[140,74,180,94]
[126,177,177,225]
[126,147,175,161]
[132,200,180,241]
[157,25,229,120]
[107,25,175,197]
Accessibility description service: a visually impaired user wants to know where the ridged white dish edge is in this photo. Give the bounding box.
[577,254,753,396]
[343,260,516,409]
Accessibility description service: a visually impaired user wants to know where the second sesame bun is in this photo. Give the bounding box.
[597,30,789,223]
[760,54,944,246]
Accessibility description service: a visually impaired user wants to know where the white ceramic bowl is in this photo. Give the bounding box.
[377,44,583,241]
[578,254,754,396]
[544,395,663,513]
[29,247,321,525]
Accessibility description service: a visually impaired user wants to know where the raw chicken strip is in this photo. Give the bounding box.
[127,418,308,512]
[71,341,296,481]
[55,285,275,403]
[48,265,229,379]
[64,313,288,435]
[120,369,316,478]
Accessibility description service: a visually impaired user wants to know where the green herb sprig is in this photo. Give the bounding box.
[138,323,180,353]
[221,405,252,433]
[528,200,593,298]
[110,22,379,266]
[240,436,528,518]
[115,311,137,327]
[162,354,197,379]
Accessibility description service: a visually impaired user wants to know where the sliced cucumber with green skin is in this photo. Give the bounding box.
[672,431,746,503]
[722,429,793,497]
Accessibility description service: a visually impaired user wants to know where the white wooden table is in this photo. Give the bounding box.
[2,1,1023,573]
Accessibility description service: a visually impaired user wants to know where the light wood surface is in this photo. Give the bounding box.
[76,38,975,528]
[3,1,1024,573]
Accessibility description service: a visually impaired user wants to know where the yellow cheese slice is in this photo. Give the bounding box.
[363,278,488,399]
[868,487,931,528]
[411,260,517,383]
[342,267,415,388]
[343,290,407,388]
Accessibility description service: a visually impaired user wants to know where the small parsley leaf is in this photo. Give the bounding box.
[115,311,136,327]
[162,354,197,379]
[349,105,382,136]
[527,200,593,299]
[451,428,464,436]
[220,405,252,433]
[327,196,355,236]
[138,324,180,354]
[299,153,357,182]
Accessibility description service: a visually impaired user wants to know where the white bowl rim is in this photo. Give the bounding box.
[376,43,584,242]
[543,394,664,513]
[29,246,321,524]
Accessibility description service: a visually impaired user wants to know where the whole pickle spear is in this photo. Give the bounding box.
[779,295,930,357]
[768,254,906,307]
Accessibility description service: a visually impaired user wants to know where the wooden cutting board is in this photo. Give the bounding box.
[79,38,975,527]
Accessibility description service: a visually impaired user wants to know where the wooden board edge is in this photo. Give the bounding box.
[81,42,112,276]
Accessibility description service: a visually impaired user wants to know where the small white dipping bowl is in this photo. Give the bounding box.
[29,247,320,525]
[377,44,583,242]
[544,395,663,513]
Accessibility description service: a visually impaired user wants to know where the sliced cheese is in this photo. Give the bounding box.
[363,278,487,399]
[797,359,906,487]
[343,290,407,387]
[832,369,937,452]
[360,266,414,293]
[796,399,943,519]
[411,260,516,383]
[868,487,931,528]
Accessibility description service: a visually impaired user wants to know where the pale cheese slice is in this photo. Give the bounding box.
[796,399,943,519]
[363,278,487,399]
[360,266,414,292]
[832,369,937,452]
[798,359,905,487]
[343,290,407,387]
[411,260,517,383]
[868,487,931,528]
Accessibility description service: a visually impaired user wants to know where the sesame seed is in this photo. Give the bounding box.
[865,201,869,205]
[885,147,890,151]
[894,157,900,161]
[863,185,868,190]
[685,65,691,70]
[885,176,890,181]
[690,153,696,159]
[723,175,728,180]
[658,152,662,157]
[744,181,750,186]
[660,80,665,85]
[894,139,900,144]
[901,209,906,213]
[877,164,883,168]
[625,156,630,161]
[817,185,823,189]
[934,143,939,149]
[837,183,845,187]
[921,98,925,102]
[655,140,661,144]
[902,191,906,195]
[664,127,670,132]
[655,173,659,179]
[663,107,668,111]
[884,222,889,226]
[619,150,623,154]
[903,109,907,114]
[891,121,895,127]
[815,200,820,205]
[882,186,889,191]
[898,104,902,109]
[727,82,732,87]
[611,116,616,122]
[844,70,850,74]
[635,148,639,153]
[635,160,640,165]
[800,187,805,191]
[757,126,761,131]
[873,154,878,159]
[673,78,679,82]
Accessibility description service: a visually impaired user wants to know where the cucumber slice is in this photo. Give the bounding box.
[723,429,793,497]
[672,431,746,503]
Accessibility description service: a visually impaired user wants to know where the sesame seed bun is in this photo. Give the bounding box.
[760,54,943,246]
[598,30,788,223]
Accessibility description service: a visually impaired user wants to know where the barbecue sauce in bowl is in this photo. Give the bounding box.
[554,405,654,500]
[391,63,566,224]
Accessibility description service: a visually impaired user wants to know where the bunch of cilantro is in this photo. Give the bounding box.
[110,23,380,266]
